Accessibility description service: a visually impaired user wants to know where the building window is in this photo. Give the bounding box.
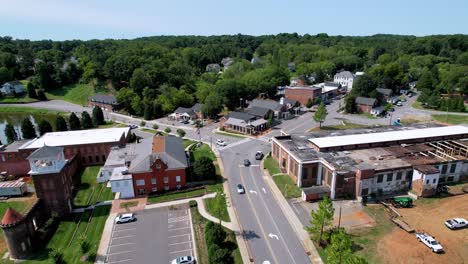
[426,180,429,184]
[441,164,448,174]
[102,155,106,161]
[95,155,100,162]
[136,179,145,186]
[156,163,161,169]
[449,164,456,173]
[151,178,156,185]
[439,177,445,183]
[152,187,157,192]
[447,176,454,182]
[138,189,145,195]
[164,177,168,184]
[164,186,169,191]
[89,156,93,163]
[432,178,437,184]
[406,170,413,180]
[387,173,393,182]
[377,174,383,183]
[176,176,181,182]
[396,172,402,180]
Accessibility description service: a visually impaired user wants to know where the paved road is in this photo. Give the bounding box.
[220,139,311,264]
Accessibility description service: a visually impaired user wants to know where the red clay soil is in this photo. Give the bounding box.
[377,195,468,264]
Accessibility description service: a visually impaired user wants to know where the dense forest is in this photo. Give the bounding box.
[0,34,467,118]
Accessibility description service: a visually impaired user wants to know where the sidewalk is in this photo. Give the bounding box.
[261,159,323,264]
[95,212,117,264]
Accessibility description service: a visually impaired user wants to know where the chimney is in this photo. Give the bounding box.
[152,135,165,153]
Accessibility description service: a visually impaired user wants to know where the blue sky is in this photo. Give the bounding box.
[0,0,467,40]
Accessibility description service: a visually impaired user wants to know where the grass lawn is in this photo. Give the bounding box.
[73,166,113,207]
[0,94,39,103]
[46,84,109,106]
[359,112,378,119]
[0,106,64,115]
[120,201,138,209]
[411,101,424,110]
[264,155,281,175]
[215,130,247,138]
[349,205,394,263]
[432,114,468,125]
[183,139,197,149]
[272,175,302,199]
[190,207,242,264]
[204,184,230,222]
[20,205,111,264]
[147,188,208,204]
[192,144,216,161]
[97,121,127,129]
[312,121,369,131]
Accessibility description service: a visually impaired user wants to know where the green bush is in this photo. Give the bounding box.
[152,124,159,130]
[189,200,198,207]
[140,121,146,126]
[177,128,186,137]
[165,127,172,133]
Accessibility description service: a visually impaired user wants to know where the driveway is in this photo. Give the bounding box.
[106,204,195,264]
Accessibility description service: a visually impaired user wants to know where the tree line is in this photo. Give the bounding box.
[1,34,467,118]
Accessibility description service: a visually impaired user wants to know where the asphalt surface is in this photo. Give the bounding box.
[220,139,311,264]
[106,204,193,264]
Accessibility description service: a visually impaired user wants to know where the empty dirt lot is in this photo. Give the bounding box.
[377,195,468,264]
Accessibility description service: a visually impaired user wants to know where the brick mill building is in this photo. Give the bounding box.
[271,125,468,201]
[88,94,120,112]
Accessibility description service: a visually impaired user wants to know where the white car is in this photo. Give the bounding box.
[416,232,444,253]
[237,184,245,194]
[115,213,136,224]
[171,256,195,264]
[445,218,467,229]
[216,139,226,146]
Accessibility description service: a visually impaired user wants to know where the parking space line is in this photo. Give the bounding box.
[170,249,193,254]
[168,241,191,246]
[113,228,136,232]
[107,250,134,256]
[168,227,190,231]
[107,259,133,264]
[112,235,135,240]
[110,242,134,247]
[168,234,190,239]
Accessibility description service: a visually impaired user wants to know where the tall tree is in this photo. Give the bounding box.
[314,102,328,128]
[21,118,37,139]
[80,111,94,129]
[55,115,68,131]
[306,196,334,244]
[92,106,105,126]
[193,156,216,181]
[4,122,17,143]
[37,89,47,101]
[69,112,81,130]
[38,120,53,136]
[27,82,38,99]
[325,229,368,264]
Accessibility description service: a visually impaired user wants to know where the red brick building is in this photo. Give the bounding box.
[129,136,188,196]
[88,94,119,112]
[355,96,377,113]
[285,86,322,106]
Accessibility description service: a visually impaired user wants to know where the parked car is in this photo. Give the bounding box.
[115,213,136,224]
[255,151,264,160]
[179,120,189,124]
[171,256,195,264]
[216,139,226,146]
[396,101,403,106]
[244,159,251,166]
[237,184,245,194]
[128,125,138,129]
[416,232,444,253]
[444,218,467,229]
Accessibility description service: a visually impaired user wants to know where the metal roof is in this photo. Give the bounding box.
[27,146,63,160]
[310,125,468,149]
[355,97,377,106]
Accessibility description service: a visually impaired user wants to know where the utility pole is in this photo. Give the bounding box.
[338,206,342,229]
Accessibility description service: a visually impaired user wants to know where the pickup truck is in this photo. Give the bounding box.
[416,232,444,253]
[444,218,467,230]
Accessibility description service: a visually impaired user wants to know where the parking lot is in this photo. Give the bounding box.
[106,204,194,264]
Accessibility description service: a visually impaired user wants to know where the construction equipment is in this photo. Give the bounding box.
[391,197,413,208]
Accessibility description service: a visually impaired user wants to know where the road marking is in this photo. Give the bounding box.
[268,233,279,240]
[168,234,190,239]
[249,190,257,195]
[168,227,191,231]
[113,228,136,232]
[262,187,267,194]
[169,249,193,254]
[112,235,135,240]
[107,250,134,256]
[168,241,192,246]
[110,242,134,247]
[250,164,260,167]
[168,216,188,223]
[107,259,133,264]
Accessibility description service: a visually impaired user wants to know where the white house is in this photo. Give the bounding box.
[1,81,25,95]
[333,71,355,90]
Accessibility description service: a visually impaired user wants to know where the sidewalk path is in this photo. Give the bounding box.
[95,212,117,264]
[261,159,323,264]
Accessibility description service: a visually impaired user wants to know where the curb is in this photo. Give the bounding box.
[95,212,117,264]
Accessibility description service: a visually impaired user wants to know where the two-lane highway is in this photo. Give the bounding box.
[220,139,311,264]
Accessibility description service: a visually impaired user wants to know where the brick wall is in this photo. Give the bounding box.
[285,88,321,106]
[88,101,116,112]
[357,104,373,113]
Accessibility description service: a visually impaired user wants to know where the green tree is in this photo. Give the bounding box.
[27,82,38,99]
[38,120,53,136]
[417,68,435,91]
[352,74,375,96]
[314,102,328,128]
[69,112,81,130]
[143,103,153,120]
[55,115,68,131]
[202,93,223,118]
[4,122,17,143]
[130,68,151,95]
[92,106,105,126]
[306,196,334,244]
[176,129,186,137]
[344,94,357,113]
[325,229,368,264]
[193,156,216,181]
[37,89,47,101]
[81,111,94,129]
[21,118,37,139]
[164,127,171,133]
[306,98,313,108]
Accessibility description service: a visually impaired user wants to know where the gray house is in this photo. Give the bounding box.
[1,81,25,95]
